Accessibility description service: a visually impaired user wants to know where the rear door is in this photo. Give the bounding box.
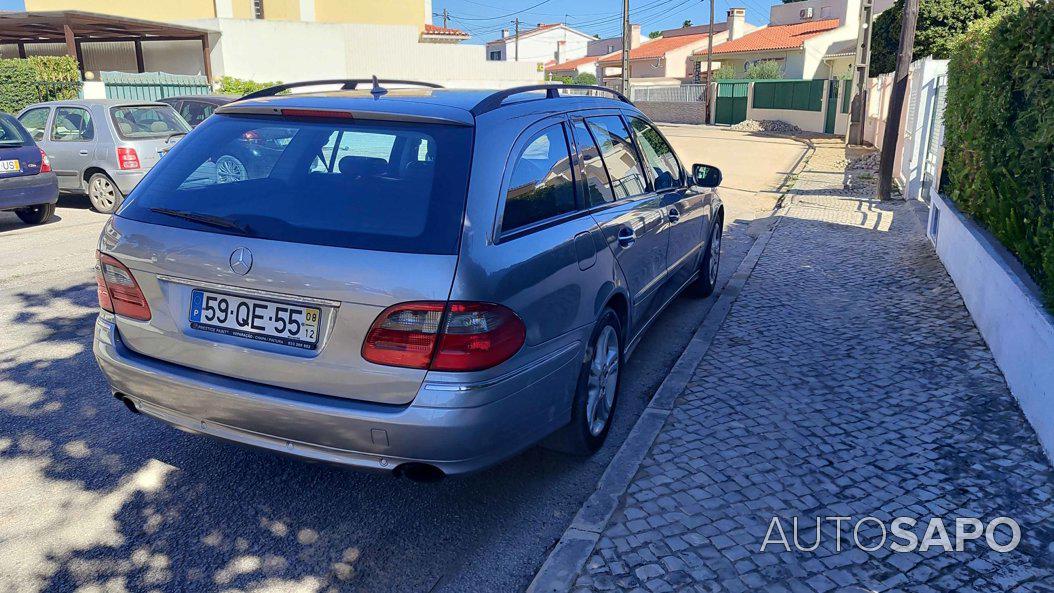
[571,114,668,331]
[105,112,473,405]
[48,106,95,190]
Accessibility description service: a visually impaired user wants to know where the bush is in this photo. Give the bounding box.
[574,72,597,85]
[713,66,737,80]
[745,60,783,80]
[943,0,1054,309]
[218,76,282,96]
[0,56,80,114]
[870,0,1021,74]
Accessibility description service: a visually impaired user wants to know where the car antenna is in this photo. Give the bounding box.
[370,75,388,98]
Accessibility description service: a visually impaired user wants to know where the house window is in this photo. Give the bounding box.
[253,0,265,19]
[489,50,502,61]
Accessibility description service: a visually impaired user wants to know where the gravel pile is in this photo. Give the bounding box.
[849,152,881,171]
[728,119,802,134]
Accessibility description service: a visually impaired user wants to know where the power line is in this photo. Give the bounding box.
[448,0,558,21]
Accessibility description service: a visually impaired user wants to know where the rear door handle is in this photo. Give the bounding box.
[667,207,681,224]
[78,150,89,155]
[617,226,636,248]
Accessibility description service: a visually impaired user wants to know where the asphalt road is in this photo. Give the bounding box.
[0,127,808,593]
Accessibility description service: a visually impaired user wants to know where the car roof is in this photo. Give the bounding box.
[221,88,633,126]
[161,95,237,105]
[26,98,168,108]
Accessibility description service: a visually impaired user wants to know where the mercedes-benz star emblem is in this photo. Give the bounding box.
[229,247,253,276]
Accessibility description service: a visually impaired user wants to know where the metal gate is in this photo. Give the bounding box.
[824,79,838,134]
[101,71,210,101]
[715,82,748,125]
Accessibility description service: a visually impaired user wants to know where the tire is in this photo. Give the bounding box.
[546,308,623,455]
[87,173,123,214]
[689,214,723,297]
[15,203,55,225]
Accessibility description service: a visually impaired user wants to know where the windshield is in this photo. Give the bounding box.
[110,105,191,140]
[119,114,473,254]
[0,115,30,147]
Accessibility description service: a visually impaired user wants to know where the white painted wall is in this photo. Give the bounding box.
[179,18,541,87]
[486,26,593,65]
[928,191,1054,462]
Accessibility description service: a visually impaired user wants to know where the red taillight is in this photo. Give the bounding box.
[116,147,140,170]
[362,302,526,372]
[39,149,51,173]
[96,252,151,321]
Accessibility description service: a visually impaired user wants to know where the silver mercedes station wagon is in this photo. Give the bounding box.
[93,80,725,479]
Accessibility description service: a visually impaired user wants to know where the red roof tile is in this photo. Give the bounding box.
[423,23,469,37]
[694,19,839,55]
[545,54,601,72]
[597,33,710,65]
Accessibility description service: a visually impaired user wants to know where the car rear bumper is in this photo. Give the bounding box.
[0,172,58,210]
[93,315,582,475]
[112,170,145,195]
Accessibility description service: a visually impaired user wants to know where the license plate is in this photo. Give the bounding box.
[0,159,20,173]
[189,290,320,350]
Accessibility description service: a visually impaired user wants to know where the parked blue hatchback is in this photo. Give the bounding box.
[0,112,58,225]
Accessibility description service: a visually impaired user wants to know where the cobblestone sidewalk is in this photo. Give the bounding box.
[570,140,1054,593]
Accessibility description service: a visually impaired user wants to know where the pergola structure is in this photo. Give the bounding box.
[0,10,216,82]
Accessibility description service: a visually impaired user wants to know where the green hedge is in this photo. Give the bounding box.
[943,0,1054,309]
[0,56,81,114]
[218,76,282,96]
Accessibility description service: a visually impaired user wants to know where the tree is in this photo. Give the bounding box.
[682,19,692,27]
[573,72,597,85]
[713,66,737,80]
[648,30,662,38]
[745,60,783,79]
[870,0,1021,74]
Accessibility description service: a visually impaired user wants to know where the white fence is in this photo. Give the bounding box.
[629,84,707,103]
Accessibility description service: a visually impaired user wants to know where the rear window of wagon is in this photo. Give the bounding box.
[119,114,473,255]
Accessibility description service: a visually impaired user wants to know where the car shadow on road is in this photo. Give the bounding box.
[0,280,597,593]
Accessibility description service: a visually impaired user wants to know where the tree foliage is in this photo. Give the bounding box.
[218,76,282,96]
[713,66,738,80]
[870,0,1021,74]
[745,60,783,79]
[943,1,1054,309]
[0,56,80,114]
[574,72,597,85]
[648,30,662,39]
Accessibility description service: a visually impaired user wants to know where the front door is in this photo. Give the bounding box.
[570,115,668,332]
[47,106,96,190]
[824,79,839,134]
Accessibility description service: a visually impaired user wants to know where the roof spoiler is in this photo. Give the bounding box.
[469,84,632,116]
[237,77,444,102]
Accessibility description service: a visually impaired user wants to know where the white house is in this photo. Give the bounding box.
[486,22,595,65]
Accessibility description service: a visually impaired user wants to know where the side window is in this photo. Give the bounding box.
[51,107,94,142]
[570,120,614,206]
[18,108,50,141]
[630,117,683,191]
[180,101,215,126]
[502,123,577,232]
[585,116,647,199]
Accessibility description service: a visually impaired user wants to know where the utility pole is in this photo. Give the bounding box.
[514,18,520,61]
[878,0,919,200]
[442,8,449,28]
[848,0,875,145]
[620,0,630,95]
[703,0,715,122]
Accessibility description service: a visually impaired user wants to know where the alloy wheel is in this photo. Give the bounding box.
[708,223,722,285]
[585,324,620,436]
[89,176,116,212]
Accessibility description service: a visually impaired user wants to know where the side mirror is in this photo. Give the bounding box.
[692,164,722,188]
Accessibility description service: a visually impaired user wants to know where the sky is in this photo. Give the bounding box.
[0,0,781,42]
[434,0,781,44]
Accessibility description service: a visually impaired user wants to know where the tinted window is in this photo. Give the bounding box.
[110,105,190,139]
[120,115,473,255]
[585,116,647,200]
[179,101,217,127]
[0,115,30,147]
[51,107,94,142]
[18,108,49,141]
[630,117,682,190]
[502,124,577,232]
[570,120,614,207]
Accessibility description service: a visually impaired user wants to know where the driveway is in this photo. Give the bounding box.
[0,127,808,593]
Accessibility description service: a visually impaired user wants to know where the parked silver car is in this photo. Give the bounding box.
[17,99,190,214]
[93,81,724,479]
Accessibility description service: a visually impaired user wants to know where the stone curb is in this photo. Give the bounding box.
[525,141,816,593]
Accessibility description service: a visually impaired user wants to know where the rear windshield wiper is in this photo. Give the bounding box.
[149,207,252,235]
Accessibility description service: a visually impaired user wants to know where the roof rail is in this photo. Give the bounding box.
[469,84,631,116]
[238,78,444,102]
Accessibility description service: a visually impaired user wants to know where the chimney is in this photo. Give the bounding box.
[726,7,746,40]
[629,24,642,49]
[501,28,509,39]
